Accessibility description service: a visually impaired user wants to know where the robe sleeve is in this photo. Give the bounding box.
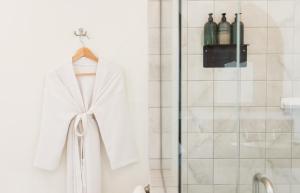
[93,70,139,170]
[34,72,77,170]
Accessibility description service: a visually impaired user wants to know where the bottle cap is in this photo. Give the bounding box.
[208,13,213,21]
[235,13,242,21]
[221,13,226,21]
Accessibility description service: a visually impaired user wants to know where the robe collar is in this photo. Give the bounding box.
[55,59,102,112]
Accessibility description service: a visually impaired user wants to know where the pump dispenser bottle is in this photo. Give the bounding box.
[231,13,244,44]
[204,13,217,45]
[217,13,231,45]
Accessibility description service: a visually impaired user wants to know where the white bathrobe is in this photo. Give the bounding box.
[34,59,140,193]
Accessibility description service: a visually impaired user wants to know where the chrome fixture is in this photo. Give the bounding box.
[253,173,275,193]
[144,184,150,193]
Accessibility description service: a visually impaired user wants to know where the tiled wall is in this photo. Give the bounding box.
[181,1,300,193]
[148,0,164,191]
[149,0,179,192]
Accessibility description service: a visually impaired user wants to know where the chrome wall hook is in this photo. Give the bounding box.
[74,28,88,37]
[74,28,89,47]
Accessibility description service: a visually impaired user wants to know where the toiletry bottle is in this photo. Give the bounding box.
[204,13,217,45]
[231,13,244,44]
[217,13,231,45]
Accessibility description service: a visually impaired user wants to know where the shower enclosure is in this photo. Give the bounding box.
[158,0,300,193]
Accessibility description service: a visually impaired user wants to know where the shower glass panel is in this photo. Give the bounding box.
[177,0,300,193]
[160,0,180,193]
[179,1,242,193]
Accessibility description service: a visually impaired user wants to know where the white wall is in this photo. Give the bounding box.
[0,0,149,192]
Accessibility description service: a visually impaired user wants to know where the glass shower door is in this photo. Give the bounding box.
[179,1,247,193]
[179,1,300,193]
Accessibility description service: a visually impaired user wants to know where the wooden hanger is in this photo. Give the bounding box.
[72,28,99,76]
[72,47,98,64]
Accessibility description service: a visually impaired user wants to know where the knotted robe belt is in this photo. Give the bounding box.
[72,111,94,193]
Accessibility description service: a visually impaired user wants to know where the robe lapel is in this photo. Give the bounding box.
[56,63,85,111]
[91,60,121,106]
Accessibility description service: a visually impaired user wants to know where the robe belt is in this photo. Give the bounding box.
[73,111,94,193]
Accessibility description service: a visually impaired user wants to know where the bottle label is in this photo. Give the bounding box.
[219,32,230,44]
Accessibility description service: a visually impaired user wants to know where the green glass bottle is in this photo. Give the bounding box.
[204,13,217,45]
[231,13,244,45]
[218,13,231,45]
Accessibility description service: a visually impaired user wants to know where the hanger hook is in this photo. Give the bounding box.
[74,28,89,47]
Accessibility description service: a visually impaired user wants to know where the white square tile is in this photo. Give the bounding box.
[240,159,265,184]
[161,54,178,81]
[241,1,268,27]
[240,107,266,133]
[182,133,188,159]
[267,81,293,107]
[241,54,266,81]
[214,185,236,193]
[214,159,239,185]
[149,107,161,133]
[267,28,294,54]
[149,130,161,159]
[266,159,292,184]
[238,185,252,193]
[188,81,213,107]
[182,159,188,184]
[182,28,188,55]
[182,81,188,107]
[161,28,173,55]
[149,81,160,107]
[274,185,291,193]
[150,187,164,193]
[266,107,293,132]
[188,107,213,133]
[161,107,174,132]
[214,81,239,107]
[293,28,300,53]
[188,133,213,158]
[266,133,292,158]
[188,28,203,54]
[188,185,213,193]
[188,54,213,81]
[162,133,172,158]
[187,1,214,27]
[149,28,161,55]
[181,107,188,133]
[181,0,188,28]
[240,133,266,158]
[293,55,300,80]
[214,107,239,133]
[293,133,300,158]
[214,133,239,158]
[148,0,160,28]
[267,54,294,81]
[241,81,266,107]
[293,81,300,99]
[292,185,300,193]
[161,0,173,27]
[292,159,300,184]
[214,1,239,24]
[182,54,188,81]
[268,1,295,27]
[245,28,267,54]
[149,55,160,81]
[214,68,239,81]
[161,81,173,107]
[188,159,213,185]
[149,159,161,170]
[150,170,164,187]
